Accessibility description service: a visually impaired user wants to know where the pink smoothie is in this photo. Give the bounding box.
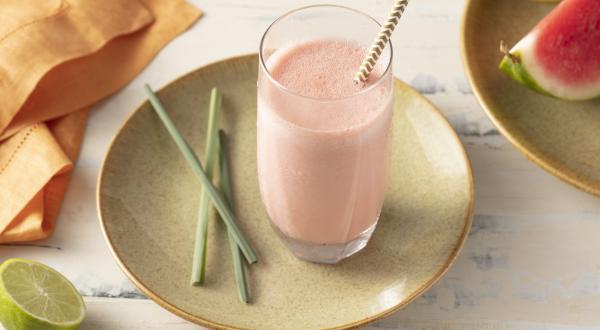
[257,39,393,245]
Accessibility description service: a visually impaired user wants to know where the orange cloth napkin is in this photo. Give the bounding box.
[0,0,201,243]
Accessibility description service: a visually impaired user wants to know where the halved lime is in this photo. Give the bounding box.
[0,258,85,330]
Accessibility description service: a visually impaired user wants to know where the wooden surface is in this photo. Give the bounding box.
[2,0,600,329]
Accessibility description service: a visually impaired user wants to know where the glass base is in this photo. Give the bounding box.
[271,221,378,264]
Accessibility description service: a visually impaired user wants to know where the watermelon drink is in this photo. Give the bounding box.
[258,6,393,263]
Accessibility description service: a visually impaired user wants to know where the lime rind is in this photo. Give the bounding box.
[0,258,85,330]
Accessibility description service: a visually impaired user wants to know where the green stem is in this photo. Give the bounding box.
[190,88,221,286]
[143,84,258,266]
[218,130,249,303]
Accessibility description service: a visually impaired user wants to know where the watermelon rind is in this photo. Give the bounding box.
[499,51,550,98]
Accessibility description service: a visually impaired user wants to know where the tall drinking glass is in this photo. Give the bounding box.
[257,5,393,263]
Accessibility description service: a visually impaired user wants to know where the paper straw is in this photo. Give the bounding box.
[354,0,409,83]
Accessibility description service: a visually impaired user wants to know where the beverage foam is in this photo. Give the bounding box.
[263,39,390,131]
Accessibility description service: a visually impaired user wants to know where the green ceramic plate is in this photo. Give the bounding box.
[97,55,473,329]
[462,0,600,196]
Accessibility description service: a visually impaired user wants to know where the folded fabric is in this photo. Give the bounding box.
[0,0,201,242]
[0,109,87,243]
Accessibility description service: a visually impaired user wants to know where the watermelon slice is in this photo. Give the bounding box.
[499,0,600,100]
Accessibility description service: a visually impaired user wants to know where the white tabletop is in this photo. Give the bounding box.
[2,0,600,329]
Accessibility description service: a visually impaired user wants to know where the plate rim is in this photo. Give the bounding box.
[96,53,475,330]
[460,0,600,197]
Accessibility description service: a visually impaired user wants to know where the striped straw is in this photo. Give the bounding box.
[354,0,409,83]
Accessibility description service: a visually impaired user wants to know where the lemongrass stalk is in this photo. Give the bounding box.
[143,84,257,265]
[191,88,221,286]
[218,130,249,303]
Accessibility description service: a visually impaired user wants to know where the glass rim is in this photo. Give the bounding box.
[258,4,393,102]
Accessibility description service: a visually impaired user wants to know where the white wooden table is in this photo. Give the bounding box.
[3,0,600,329]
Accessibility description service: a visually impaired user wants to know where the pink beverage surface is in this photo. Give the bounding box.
[257,39,393,245]
[535,0,600,85]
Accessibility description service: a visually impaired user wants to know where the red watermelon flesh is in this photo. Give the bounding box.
[499,0,600,100]
[535,0,600,86]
